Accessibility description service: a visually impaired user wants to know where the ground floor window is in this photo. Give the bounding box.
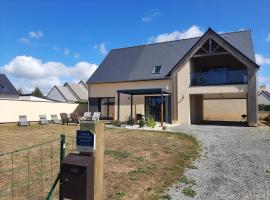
[100,97,115,119]
[145,96,171,123]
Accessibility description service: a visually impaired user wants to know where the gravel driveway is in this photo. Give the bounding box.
[167,125,270,200]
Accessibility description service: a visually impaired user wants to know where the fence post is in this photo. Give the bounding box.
[59,134,65,200]
[80,121,104,200]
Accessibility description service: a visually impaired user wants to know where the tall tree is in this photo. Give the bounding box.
[31,87,44,97]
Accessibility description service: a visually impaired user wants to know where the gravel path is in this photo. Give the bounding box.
[167,125,270,200]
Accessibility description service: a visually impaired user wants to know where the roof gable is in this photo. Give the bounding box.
[57,86,78,102]
[169,28,258,75]
[0,74,18,96]
[87,29,257,84]
[66,83,88,101]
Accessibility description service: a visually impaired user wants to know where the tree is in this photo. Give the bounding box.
[31,87,44,97]
[18,88,24,95]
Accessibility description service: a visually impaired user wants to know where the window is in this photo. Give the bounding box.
[152,65,162,74]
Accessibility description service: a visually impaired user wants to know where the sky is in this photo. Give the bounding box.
[0,0,269,94]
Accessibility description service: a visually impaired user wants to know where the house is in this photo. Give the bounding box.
[87,28,258,126]
[63,82,88,102]
[47,81,88,103]
[46,81,88,116]
[258,85,270,105]
[0,74,18,99]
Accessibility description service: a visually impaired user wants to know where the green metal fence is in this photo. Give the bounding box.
[0,134,76,200]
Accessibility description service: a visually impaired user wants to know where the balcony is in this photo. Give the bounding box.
[190,70,247,86]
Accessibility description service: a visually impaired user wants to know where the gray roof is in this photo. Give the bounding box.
[67,83,88,101]
[57,86,78,102]
[0,74,18,96]
[87,30,256,84]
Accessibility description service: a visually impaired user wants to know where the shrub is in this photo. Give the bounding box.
[138,118,145,128]
[127,117,137,126]
[146,116,156,128]
[259,104,270,111]
[113,120,122,127]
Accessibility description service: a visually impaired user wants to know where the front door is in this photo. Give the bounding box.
[145,96,166,121]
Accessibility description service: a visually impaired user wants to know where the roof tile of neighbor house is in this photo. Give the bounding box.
[87,29,256,84]
[66,83,88,101]
[0,74,18,96]
[56,86,78,102]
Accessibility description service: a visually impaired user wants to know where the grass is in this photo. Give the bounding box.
[182,187,197,197]
[0,123,200,200]
[178,176,196,185]
[105,149,131,158]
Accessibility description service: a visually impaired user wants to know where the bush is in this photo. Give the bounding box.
[146,116,156,128]
[259,104,270,111]
[138,118,145,128]
[113,120,122,127]
[127,117,136,126]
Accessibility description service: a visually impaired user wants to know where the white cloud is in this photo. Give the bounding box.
[142,9,162,22]
[64,48,70,55]
[2,56,98,93]
[74,53,80,59]
[19,30,44,43]
[148,25,204,43]
[258,76,270,90]
[29,31,44,39]
[255,54,270,65]
[19,37,30,43]
[266,33,270,42]
[258,76,270,83]
[95,42,108,55]
[52,46,59,51]
[70,62,98,81]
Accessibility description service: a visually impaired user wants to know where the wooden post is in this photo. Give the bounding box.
[80,121,104,200]
[130,94,133,118]
[117,92,120,121]
[161,90,164,127]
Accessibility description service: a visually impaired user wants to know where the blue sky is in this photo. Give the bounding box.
[0,0,269,93]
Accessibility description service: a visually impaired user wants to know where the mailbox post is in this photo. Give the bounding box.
[60,121,104,200]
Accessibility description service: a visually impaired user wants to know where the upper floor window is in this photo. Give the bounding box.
[152,65,162,74]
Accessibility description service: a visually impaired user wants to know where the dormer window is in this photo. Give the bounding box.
[152,65,162,74]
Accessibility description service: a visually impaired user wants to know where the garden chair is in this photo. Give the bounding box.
[51,114,61,124]
[70,113,79,124]
[79,112,91,121]
[92,112,101,121]
[60,113,69,125]
[39,114,49,125]
[18,115,30,126]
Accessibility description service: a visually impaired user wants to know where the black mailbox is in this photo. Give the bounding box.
[61,153,94,200]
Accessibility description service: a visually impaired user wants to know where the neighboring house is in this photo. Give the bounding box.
[258,85,270,105]
[87,28,258,126]
[64,82,88,102]
[47,81,88,103]
[47,85,78,102]
[0,74,18,99]
[46,81,88,116]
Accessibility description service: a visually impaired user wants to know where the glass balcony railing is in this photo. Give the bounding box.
[190,70,247,86]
